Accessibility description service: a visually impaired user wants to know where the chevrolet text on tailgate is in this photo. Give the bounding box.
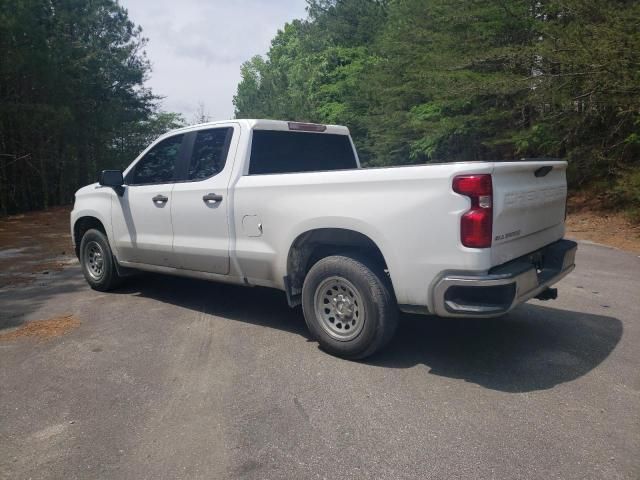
[71,119,577,359]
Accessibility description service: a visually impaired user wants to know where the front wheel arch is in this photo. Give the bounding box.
[73,216,107,258]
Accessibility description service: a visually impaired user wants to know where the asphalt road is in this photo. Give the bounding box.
[1,241,638,479]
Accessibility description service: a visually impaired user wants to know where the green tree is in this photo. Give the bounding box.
[0,0,182,214]
[528,0,640,191]
[234,1,387,161]
[234,0,640,216]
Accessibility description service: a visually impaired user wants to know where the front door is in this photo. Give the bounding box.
[169,125,237,274]
[111,133,185,266]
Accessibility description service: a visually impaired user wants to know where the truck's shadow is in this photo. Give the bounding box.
[110,273,622,394]
[372,307,622,392]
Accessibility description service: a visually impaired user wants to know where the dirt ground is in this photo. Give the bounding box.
[0,203,638,290]
[566,197,640,255]
[0,206,75,288]
[0,314,79,341]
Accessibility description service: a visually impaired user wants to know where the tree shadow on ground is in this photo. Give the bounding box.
[0,265,86,330]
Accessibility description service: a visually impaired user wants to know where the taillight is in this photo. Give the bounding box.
[453,174,493,248]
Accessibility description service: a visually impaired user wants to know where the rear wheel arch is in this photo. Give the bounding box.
[285,228,395,307]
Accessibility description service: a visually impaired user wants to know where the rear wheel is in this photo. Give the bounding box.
[302,255,398,359]
[79,228,122,291]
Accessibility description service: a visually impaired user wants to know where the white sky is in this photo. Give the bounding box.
[119,0,308,121]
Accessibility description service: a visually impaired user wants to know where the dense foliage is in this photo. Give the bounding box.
[0,0,183,215]
[235,0,640,216]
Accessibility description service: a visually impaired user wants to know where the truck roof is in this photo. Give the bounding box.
[166,119,350,137]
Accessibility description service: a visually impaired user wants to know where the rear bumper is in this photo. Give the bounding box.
[432,239,577,318]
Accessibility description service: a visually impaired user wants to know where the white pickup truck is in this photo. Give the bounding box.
[71,119,577,359]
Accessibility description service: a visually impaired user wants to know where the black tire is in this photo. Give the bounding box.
[302,255,398,360]
[79,228,122,291]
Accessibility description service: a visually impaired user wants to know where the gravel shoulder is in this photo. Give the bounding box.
[566,210,640,254]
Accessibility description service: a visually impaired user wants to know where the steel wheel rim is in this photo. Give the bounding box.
[85,241,105,280]
[314,276,365,341]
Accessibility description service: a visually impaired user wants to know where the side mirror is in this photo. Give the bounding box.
[99,170,125,196]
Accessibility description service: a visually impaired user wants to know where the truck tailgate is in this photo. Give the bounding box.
[491,160,567,266]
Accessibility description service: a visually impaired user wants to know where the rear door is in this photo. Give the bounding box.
[169,124,238,274]
[112,133,185,266]
[491,160,568,265]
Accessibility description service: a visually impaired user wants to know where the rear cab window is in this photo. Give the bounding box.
[248,130,357,175]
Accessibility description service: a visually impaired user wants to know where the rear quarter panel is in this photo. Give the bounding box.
[232,163,496,309]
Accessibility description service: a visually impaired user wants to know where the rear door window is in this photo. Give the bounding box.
[187,128,233,181]
[248,131,357,175]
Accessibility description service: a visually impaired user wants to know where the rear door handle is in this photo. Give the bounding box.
[202,193,223,203]
[152,194,168,204]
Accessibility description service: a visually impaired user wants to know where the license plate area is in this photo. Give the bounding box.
[528,251,544,273]
[489,239,577,282]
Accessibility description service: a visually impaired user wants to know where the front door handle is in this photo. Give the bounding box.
[202,193,223,203]
[152,194,168,204]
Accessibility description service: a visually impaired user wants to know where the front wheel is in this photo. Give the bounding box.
[79,228,122,291]
[302,255,398,359]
